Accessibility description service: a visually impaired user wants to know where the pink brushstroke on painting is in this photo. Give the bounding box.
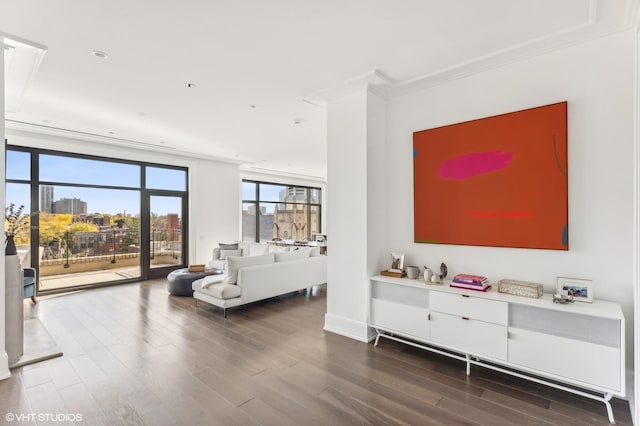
[437,150,514,180]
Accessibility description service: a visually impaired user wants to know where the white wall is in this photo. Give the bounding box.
[324,89,370,340]
[633,18,640,422]
[4,132,241,268]
[0,39,10,380]
[366,92,388,287]
[385,31,636,363]
[323,87,388,341]
[190,159,240,264]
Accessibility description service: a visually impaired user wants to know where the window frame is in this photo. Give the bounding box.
[241,179,322,243]
[5,144,189,294]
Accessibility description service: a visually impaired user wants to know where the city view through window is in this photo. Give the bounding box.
[5,148,187,292]
[242,181,322,242]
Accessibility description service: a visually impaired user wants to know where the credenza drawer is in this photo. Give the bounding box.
[430,291,508,325]
[430,311,507,360]
[370,299,430,341]
[509,328,621,391]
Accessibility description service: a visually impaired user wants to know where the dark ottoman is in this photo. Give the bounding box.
[167,268,223,296]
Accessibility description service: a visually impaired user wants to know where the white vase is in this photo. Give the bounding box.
[424,268,433,281]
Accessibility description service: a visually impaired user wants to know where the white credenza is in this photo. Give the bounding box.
[369,275,625,424]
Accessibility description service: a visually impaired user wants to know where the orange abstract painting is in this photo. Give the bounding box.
[413,102,568,250]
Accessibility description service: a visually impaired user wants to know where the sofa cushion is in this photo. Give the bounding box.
[203,283,241,300]
[224,253,275,284]
[268,245,290,254]
[219,242,239,250]
[248,243,269,256]
[201,274,225,289]
[275,249,310,262]
[219,249,242,260]
[212,247,221,261]
[209,259,226,271]
[237,242,270,257]
[237,241,250,256]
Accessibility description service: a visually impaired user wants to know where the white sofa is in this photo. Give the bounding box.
[192,243,327,317]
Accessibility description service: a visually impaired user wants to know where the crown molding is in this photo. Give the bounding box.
[303,69,395,106]
[389,0,618,97]
[305,0,638,103]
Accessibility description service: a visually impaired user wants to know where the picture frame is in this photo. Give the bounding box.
[556,277,593,303]
[388,252,405,273]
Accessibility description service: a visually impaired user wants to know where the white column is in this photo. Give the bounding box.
[323,85,387,342]
[633,12,640,425]
[0,39,11,380]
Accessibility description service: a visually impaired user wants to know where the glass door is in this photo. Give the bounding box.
[146,194,186,279]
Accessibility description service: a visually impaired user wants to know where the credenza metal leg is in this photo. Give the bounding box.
[465,354,471,376]
[604,393,615,424]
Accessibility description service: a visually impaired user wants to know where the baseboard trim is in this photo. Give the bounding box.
[323,313,374,342]
[0,351,11,380]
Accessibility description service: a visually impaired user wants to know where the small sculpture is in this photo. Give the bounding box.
[439,262,448,279]
[553,292,575,304]
[423,266,433,282]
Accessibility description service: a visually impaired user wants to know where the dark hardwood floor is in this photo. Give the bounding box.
[0,280,632,425]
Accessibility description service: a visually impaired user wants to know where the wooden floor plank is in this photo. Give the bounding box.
[4,279,628,425]
[238,396,301,426]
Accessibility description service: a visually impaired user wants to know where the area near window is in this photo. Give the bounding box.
[5,146,188,294]
[241,180,322,243]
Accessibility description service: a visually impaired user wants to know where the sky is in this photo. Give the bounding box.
[6,151,319,216]
[242,181,320,203]
[6,151,185,216]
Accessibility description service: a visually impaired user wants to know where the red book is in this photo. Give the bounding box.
[452,278,487,285]
[450,283,492,292]
[454,273,487,282]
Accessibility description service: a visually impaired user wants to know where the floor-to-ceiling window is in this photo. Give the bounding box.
[5,146,188,293]
[242,180,322,242]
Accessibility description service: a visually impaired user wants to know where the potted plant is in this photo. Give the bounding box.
[5,203,30,256]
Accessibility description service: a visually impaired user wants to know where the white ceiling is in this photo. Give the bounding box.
[1,0,637,179]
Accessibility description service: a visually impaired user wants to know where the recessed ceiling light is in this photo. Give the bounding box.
[91,50,108,59]
[108,131,115,135]
[250,104,257,109]
[187,83,195,88]
[293,118,304,125]
[41,119,50,123]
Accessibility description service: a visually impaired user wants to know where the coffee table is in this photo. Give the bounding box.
[167,268,223,296]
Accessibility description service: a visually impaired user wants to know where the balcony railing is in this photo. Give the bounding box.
[37,228,181,273]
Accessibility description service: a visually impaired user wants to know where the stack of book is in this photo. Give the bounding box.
[188,264,206,272]
[450,273,491,292]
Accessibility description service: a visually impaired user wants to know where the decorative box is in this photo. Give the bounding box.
[498,279,543,299]
[381,270,407,278]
